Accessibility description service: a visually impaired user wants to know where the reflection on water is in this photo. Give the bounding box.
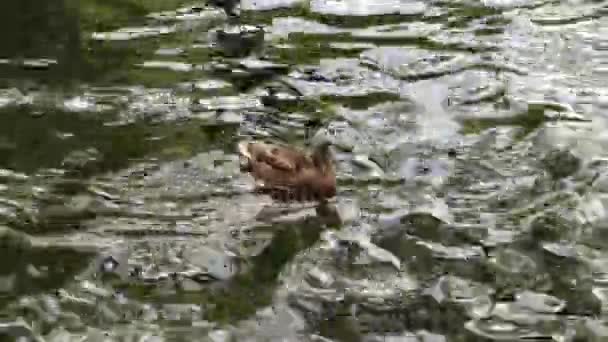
[0,0,606,340]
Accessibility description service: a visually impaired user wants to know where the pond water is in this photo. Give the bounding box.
[0,0,606,340]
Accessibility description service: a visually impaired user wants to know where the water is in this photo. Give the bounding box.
[0,0,606,340]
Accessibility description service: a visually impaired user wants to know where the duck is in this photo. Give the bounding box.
[238,129,337,204]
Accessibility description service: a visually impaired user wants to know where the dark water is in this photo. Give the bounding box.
[0,0,606,340]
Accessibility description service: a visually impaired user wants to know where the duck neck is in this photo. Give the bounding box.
[312,146,333,175]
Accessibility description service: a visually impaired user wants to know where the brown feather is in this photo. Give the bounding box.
[238,140,336,203]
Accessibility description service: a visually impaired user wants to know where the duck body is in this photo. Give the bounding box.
[238,140,336,203]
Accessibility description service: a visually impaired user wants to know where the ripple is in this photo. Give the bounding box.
[137,60,196,72]
[0,88,33,108]
[529,4,604,25]
[92,26,177,41]
[360,47,478,81]
[241,0,305,11]
[285,58,402,103]
[310,0,427,16]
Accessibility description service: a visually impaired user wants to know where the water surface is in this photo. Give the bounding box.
[0,0,607,340]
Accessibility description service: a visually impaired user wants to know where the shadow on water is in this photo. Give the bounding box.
[0,0,83,88]
[0,106,145,174]
[116,218,327,324]
[0,0,203,175]
[0,228,95,308]
[0,0,193,89]
[0,105,240,175]
[0,247,95,306]
[0,0,250,176]
[203,220,325,323]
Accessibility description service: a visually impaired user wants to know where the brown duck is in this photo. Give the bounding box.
[238,130,337,203]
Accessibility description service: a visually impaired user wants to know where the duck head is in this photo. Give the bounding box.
[309,128,336,175]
